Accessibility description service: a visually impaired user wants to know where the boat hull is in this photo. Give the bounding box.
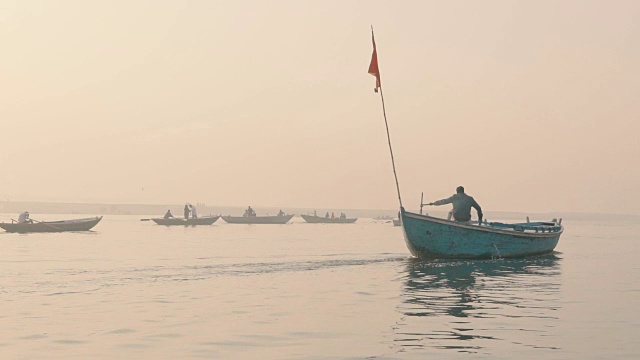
[151,216,219,226]
[300,214,357,224]
[401,209,561,259]
[221,214,294,224]
[0,216,103,233]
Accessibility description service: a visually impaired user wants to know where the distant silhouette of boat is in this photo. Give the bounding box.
[221,214,294,224]
[151,216,219,226]
[374,215,393,220]
[300,214,357,224]
[393,218,401,226]
[0,216,103,233]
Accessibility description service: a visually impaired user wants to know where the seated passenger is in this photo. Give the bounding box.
[18,211,33,224]
[164,210,174,219]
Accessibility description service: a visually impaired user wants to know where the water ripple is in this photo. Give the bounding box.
[392,254,563,355]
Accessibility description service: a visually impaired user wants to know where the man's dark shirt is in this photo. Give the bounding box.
[433,193,483,222]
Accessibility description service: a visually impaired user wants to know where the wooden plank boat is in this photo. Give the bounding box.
[221,214,294,224]
[366,34,564,259]
[401,208,562,259]
[151,215,219,226]
[0,216,103,233]
[300,214,357,224]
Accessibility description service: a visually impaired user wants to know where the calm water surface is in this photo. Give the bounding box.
[1,215,639,359]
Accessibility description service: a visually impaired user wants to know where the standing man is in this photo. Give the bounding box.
[184,204,190,219]
[190,204,198,219]
[427,186,483,224]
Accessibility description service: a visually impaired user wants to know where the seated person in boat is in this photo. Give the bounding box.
[244,206,256,217]
[18,211,33,224]
[340,213,346,219]
[278,210,285,216]
[325,212,330,218]
[164,210,174,219]
[427,186,483,224]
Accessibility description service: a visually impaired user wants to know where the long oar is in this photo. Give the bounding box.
[30,219,66,232]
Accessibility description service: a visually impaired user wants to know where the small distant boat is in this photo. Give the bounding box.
[150,216,219,226]
[401,209,563,259]
[0,216,103,233]
[300,214,357,224]
[392,218,401,226]
[374,215,393,220]
[221,214,294,224]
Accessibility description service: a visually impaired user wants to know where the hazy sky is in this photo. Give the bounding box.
[1,1,639,214]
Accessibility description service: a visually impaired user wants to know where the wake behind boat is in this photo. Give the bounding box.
[150,215,219,226]
[300,214,357,224]
[0,216,103,233]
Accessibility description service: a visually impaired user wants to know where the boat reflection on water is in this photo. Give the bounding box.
[393,254,562,355]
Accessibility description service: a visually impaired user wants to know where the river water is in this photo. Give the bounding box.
[1,215,638,359]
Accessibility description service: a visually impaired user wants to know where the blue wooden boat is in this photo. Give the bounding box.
[365,33,564,259]
[400,208,562,259]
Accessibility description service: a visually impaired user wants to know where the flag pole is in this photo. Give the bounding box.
[369,27,403,209]
[377,85,403,209]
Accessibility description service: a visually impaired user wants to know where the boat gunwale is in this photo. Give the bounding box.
[403,210,563,238]
[221,214,295,223]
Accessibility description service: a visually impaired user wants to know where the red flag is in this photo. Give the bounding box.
[368,29,381,92]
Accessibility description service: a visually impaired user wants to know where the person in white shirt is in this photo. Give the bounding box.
[18,211,33,224]
[190,205,198,219]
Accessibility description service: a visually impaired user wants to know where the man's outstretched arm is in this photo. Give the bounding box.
[429,196,454,206]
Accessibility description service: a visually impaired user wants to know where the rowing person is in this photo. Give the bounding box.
[426,186,483,224]
[18,211,33,224]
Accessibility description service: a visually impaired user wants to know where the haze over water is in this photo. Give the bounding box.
[2,1,639,358]
[2,1,639,215]
[2,216,639,359]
